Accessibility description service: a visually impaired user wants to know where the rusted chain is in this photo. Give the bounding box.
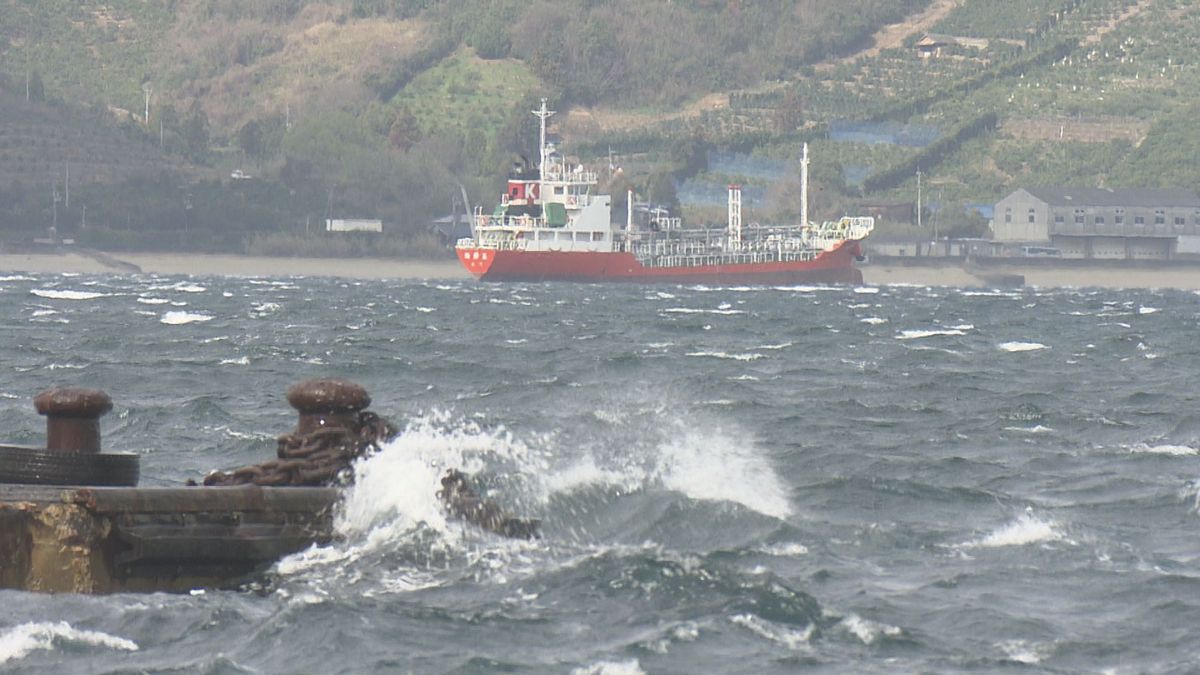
[200,411,398,487]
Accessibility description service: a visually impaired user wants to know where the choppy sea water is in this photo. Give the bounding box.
[2,272,1200,673]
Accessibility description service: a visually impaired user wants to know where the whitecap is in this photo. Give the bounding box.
[998,639,1051,665]
[172,283,207,293]
[853,286,880,294]
[220,356,250,366]
[998,341,1048,352]
[160,311,213,325]
[0,621,137,665]
[897,328,966,340]
[0,275,36,282]
[136,297,170,305]
[840,614,902,645]
[684,351,763,361]
[662,307,746,315]
[30,289,108,300]
[1138,306,1159,315]
[1129,444,1198,456]
[964,513,1063,548]
[861,317,888,325]
[759,542,809,557]
[730,614,814,651]
[570,660,646,675]
[656,429,792,519]
[414,306,436,313]
[30,309,57,317]
[1002,425,1055,434]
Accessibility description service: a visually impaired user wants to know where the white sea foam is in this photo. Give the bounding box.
[30,309,57,317]
[220,356,251,366]
[964,513,1063,548]
[759,542,809,557]
[897,328,967,340]
[160,311,213,325]
[656,429,792,519]
[998,341,1048,352]
[30,289,109,300]
[570,660,646,675]
[730,614,814,651]
[1129,443,1199,456]
[998,639,1051,664]
[757,342,792,350]
[171,283,207,293]
[1138,306,1159,315]
[861,317,888,325]
[0,621,138,665]
[662,307,746,315]
[853,286,880,294]
[136,297,170,305]
[840,614,902,645]
[550,455,646,494]
[0,274,35,282]
[1003,425,1055,434]
[684,350,763,361]
[336,413,544,538]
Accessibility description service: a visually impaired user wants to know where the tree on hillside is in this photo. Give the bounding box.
[388,106,421,152]
[237,119,265,167]
[182,105,211,163]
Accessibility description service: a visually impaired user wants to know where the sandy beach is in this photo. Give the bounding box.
[3,250,1200,290]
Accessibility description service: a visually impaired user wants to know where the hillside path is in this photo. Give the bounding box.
[833,0,964,64]
[563,0,963,135]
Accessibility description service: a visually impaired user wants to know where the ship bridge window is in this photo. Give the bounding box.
[592,232,605,242]
[1155,209,1165,225]
[554,186,565,195]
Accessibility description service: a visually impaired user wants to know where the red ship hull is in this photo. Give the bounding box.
[458,240,865,285]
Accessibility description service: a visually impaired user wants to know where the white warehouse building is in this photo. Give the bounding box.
[993,187,1200,260]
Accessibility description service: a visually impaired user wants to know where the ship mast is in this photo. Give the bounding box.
[800,142,809,232]
[533,98,555,199]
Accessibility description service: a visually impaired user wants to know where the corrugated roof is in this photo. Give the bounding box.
[1024,187,1200,208]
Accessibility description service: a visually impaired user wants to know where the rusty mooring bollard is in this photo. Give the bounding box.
[33,387,112,453]
[286,379,370,434]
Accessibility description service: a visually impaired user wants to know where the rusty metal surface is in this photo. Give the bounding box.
[68,486,340,514]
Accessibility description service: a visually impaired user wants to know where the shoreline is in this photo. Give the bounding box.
[3,250,1200,290]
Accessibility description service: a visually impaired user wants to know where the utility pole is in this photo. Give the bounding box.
[142,83,153,127]
[916,170,922,230]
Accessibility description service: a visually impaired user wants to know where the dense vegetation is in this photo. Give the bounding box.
[2,0,1200,253]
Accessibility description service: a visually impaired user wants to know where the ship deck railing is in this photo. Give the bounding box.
[634,249,820,268]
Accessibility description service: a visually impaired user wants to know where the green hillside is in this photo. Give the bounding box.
[2,0,1199,253]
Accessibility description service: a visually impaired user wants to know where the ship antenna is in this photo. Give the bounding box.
[800,142,809,232]
[533,98,556,188]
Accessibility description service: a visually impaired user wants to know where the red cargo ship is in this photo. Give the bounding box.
[456,100,874,284]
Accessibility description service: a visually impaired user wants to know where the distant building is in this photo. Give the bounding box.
[859,201,915,226]
[993,187,1200,260]
[915,34,991,59]
[430,214,473,246]
[325,219,382,234]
